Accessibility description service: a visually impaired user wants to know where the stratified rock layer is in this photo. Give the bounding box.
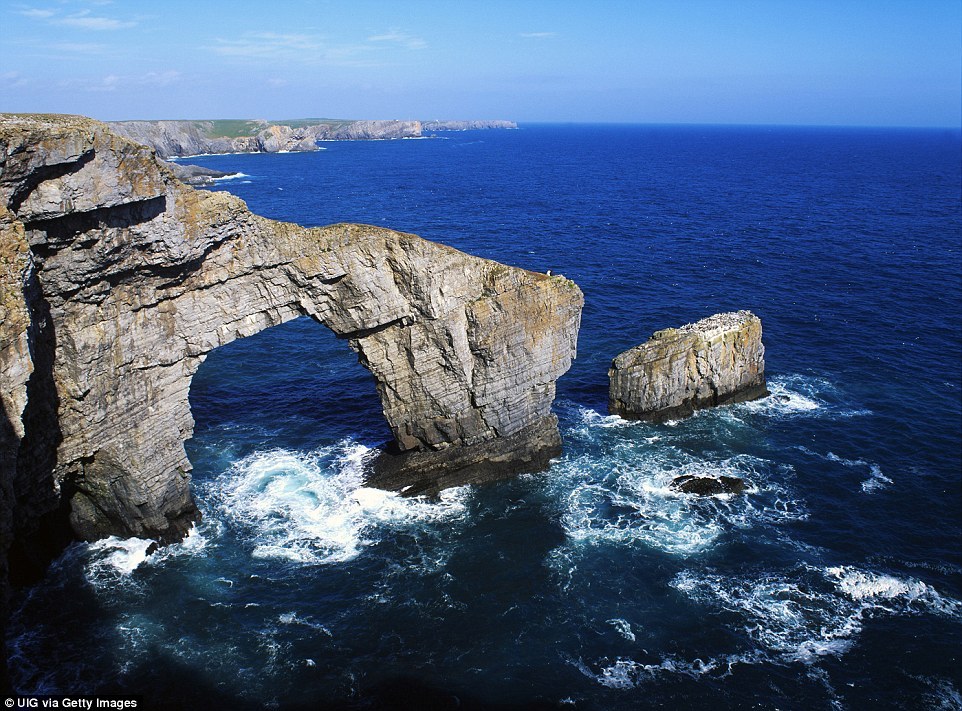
[0,114,582,571]
[608,311,767,422]
[109,119,425,158]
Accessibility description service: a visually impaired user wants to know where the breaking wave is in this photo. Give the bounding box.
[574,564,962,690]
[199,440,470,565]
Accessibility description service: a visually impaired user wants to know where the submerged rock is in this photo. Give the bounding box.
[0,113,583,567]
[608,311,768,423]
[672,475,746,496]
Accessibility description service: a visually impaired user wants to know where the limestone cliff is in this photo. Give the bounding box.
[421,120,518,132]
[0,113,582,583]
[608,311,767,422]
[162,161,234,186]
[108,119,425,158]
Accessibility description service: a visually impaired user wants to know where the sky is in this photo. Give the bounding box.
[0,0,959,127]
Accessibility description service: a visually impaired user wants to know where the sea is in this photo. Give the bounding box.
[7,124,962,709]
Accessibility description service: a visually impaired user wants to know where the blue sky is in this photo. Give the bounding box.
[1,0,959,126]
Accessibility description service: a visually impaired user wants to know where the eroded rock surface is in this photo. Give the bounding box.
[162,161,234,186]
[608,311,767,423]
[0,114,582,572]
[109,119,426,158]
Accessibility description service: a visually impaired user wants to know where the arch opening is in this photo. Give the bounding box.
[185,315,390,482]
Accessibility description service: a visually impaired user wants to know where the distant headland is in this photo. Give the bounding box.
[109,118,518,158]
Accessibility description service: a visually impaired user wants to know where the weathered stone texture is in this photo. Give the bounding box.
[608,311,767,422]
[109,119,425,158]
[0,114,582,567]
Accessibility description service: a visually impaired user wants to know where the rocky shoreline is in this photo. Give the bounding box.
[109,118,519,158]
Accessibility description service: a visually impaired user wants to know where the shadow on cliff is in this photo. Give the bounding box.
[7,271,70,589]
[26,195,166,262]
[7,150,95,215]
[7,193,172,588]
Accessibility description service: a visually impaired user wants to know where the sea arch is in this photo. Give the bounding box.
[0,114,583,551]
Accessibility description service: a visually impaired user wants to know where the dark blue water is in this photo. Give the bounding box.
[9,126,962,709]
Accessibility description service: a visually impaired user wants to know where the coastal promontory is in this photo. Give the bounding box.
[109,118,519,158]
[0,113,581,585]
[608,311,767,422]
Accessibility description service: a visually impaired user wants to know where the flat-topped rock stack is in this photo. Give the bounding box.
[608,311,767,423]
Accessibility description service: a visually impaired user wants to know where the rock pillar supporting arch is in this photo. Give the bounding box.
[0,114,583,549]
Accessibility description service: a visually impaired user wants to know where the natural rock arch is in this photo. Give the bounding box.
[0,115,583,561]
[187,315,391,448]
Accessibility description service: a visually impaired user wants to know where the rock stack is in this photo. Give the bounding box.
[608,311,767,423]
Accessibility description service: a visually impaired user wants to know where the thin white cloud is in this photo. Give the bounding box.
[212,32,323,58]
[16,5,137,30]
[209,32,382,67]
[50,42,108,54]
[520,32,557,39]
[367,29,427,50]
[92,74,121,92]
[58,10,136,30]
[17,8,56,19]
[1,71,30,89]
[85,70,181,92]
[141,70,180,86]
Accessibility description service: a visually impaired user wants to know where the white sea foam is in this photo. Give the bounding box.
[546,441,803,558]
[800,450,894,493]
[278,611,333,636]
[737,374,870,420]
[739,378,821,416]
[670,564,962,666]
[572,654,729,689]
[577,408,640,430]
[213,172,249,181]
[606,618,636,641]
[85,536,155,577]
[577,562,962,690]
[205,441,470,565]
[825,566,962,615]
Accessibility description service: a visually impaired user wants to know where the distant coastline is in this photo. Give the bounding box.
[109,118,518,158]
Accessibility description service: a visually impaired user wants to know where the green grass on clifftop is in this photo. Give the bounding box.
[202,118,359,137]
[205,120,269,138]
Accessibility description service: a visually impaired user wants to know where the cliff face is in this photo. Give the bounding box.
[0,114,582,578]
[108,119,520,158]
[608,311,767,422]
[108,119,425,158]
[421,120,518,131]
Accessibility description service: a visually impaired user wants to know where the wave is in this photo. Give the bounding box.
[545,411,805,558]
[571,651,755,689]
[199,440,470,565]
[570,374,869,433]
[735,374,871,420]
[575,563,962,691]
[85,536,155,576]
[671,564,961,664]
[212,172,249,181]
[795,447,893,493]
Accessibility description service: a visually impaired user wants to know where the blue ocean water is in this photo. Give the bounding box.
[8,125,962,709]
